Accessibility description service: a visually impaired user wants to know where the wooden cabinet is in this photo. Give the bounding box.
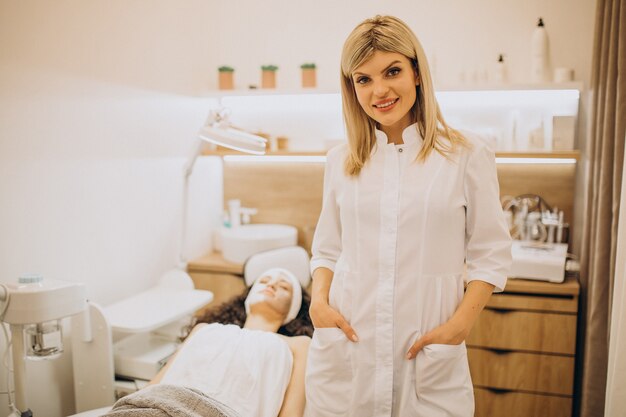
[187,252,246,315]
[467,277,580,417]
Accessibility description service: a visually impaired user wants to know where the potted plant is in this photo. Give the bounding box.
[261,65,278,89]
[218,66,235,90]
[301,63,317,88]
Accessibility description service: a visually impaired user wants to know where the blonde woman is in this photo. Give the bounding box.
[305,15,512,417]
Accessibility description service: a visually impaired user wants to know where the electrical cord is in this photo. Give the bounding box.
[0,284,19,415]
[0,285,10,319]
[565,253,581,274]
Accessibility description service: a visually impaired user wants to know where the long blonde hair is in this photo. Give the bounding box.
[340,15,468,175]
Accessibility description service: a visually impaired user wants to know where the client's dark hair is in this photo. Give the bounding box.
[184,286,313,339]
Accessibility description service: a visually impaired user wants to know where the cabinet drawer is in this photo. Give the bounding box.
[488,292,577,313]
[467,309,576,354]
[189,272,246,313]
[468,347,574,395]
[475,387,572,417]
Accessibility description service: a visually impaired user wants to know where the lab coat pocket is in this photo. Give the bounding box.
[414,341,474,417]
[305,327,353,417]
[328,270,355,323]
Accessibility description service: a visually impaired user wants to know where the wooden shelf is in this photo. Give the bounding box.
[496,150,580,160]
[502,276,580,296]
[194,88,339,98]
[202,149,580,159]
[436,81,584,92]
[188,251,244,275]
[202,148,327,157]
[195,82,584,98]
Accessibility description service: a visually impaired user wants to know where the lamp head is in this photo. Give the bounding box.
[197,108,267,155]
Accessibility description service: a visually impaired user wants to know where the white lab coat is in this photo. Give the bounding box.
[305,124,512,417]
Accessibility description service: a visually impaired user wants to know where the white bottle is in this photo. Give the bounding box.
[494,54,507,83]
[528,121,545,150]
[227,199,241,228]
[530,18,551,83]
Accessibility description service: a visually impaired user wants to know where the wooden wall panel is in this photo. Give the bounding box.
[496,163,577,235]
[224,161,325,250]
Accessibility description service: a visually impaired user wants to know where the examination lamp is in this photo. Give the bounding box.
[177,108,267,268]
[0,275,86,417]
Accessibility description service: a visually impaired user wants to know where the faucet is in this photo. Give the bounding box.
[240,207,258,225]
[227,199,258,227]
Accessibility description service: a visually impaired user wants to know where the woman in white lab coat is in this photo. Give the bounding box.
[305,15,512,417]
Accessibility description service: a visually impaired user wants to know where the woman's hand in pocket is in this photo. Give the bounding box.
[310,300,359,342]
[405,318,469,360]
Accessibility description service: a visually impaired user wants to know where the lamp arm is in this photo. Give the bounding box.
[183,139,205,180]
[179,139,205,269]
[178,108,266,269]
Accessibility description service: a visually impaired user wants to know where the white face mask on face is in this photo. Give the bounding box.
[245,280,271,308]
[244,268,302,325]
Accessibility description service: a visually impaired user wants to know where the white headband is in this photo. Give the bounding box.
[244,268,302,325]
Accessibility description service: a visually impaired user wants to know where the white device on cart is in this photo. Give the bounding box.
[0,272,212,417]
[0,275,86,417]
[510,241,568,283]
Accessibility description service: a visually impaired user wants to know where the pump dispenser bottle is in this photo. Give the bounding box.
[530,17,551,82]
[494,54,507,83]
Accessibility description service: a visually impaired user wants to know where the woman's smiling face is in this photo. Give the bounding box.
[351,50,419,130]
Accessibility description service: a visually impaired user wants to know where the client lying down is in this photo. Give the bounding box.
[103,268,313,417]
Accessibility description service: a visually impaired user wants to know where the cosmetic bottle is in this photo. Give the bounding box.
[530,18,551,83]
[528,121,545,150]
[494,54,507,83]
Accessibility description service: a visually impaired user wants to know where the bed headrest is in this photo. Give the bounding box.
[243,246,311,288]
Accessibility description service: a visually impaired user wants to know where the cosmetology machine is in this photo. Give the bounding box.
[0,273,212,416]
[0,275,86,417]
[503,194,574,283]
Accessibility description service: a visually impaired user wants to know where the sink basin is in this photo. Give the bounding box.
[220,224,298,264]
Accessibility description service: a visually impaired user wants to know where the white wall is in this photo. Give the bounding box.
[0,0,596,94]
[0,1,596,416]
[0,65,222,415]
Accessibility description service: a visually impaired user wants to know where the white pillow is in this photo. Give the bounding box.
[243,246,311,288]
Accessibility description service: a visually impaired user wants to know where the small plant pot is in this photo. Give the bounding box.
[218,66,235,90]
[301,68,317,88]
[219,72,234,90]
[276,136,289,150]
[262,70,277,89]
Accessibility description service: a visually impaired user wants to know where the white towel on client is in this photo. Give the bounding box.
[161,323,293,417]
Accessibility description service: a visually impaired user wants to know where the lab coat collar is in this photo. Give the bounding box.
[374,123,422,146]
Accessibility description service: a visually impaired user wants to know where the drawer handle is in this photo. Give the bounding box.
[490,347,513,355]
[484,387,514,394]
[488,307,515,313]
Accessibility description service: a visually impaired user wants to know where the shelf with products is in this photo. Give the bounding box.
[203,149,580,164]
[196,87,339,98]
[197,83,581,158]
[197,81,583,98]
